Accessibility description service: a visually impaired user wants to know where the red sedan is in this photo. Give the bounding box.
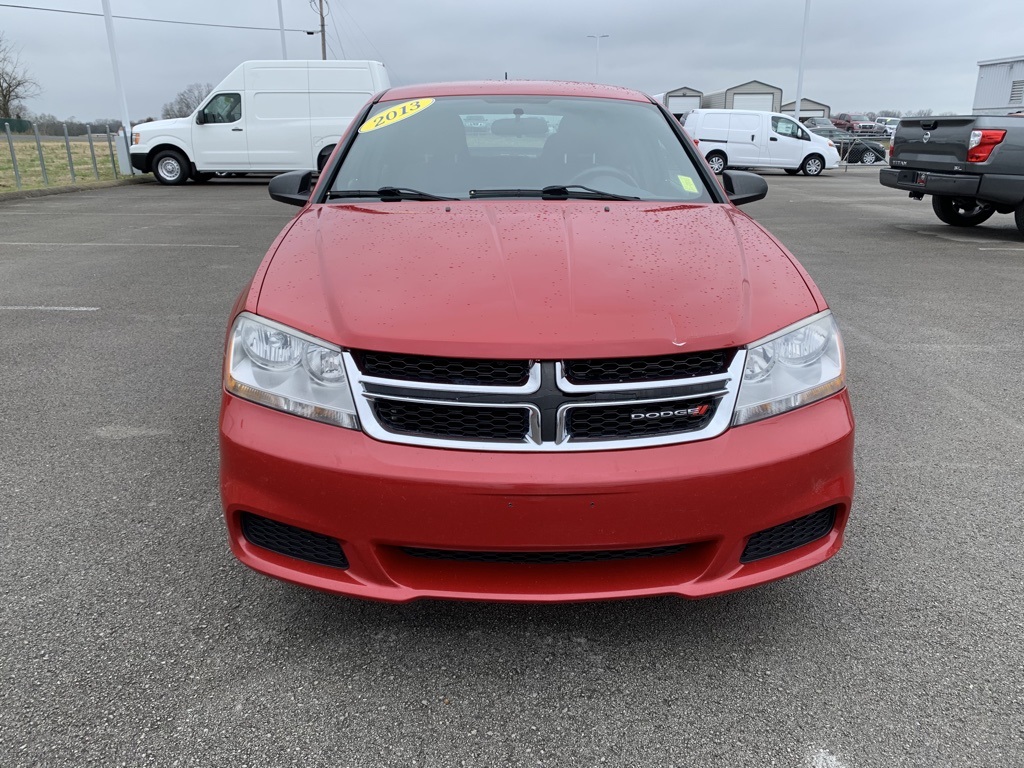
[219,80,854,602]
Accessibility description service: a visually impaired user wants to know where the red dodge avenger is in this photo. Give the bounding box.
[219,81,854,602]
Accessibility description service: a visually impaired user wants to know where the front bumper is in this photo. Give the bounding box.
[130,151,149,174]
[219,391,855,602]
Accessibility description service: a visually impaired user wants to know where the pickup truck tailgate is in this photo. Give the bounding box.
[892,117,979,170]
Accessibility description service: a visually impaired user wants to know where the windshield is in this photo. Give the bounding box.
[850,114,870,122]
[328,95,714,202]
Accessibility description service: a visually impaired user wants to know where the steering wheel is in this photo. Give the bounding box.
[568,165,639,188]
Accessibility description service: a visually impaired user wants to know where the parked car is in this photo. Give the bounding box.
[810,127,887,164]
[800,117,834,130]
[874,117,900,137]
[220,80,854,602]
[684,109,841,175]
[831,112,878,134]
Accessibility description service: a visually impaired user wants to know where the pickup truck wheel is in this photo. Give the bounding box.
[859,149,878,165]
[931,195,995,227]
[153,149,189,185]
[705,151,727,174]
[801,155,824,176]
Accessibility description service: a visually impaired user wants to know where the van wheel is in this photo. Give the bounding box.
[317,145,335,172]
[801,155,824,176]
[931,196,995,227]
[784,169,800,175]
[705,151,727,174]
[1016,203,1024,237]
[153,149,189,185]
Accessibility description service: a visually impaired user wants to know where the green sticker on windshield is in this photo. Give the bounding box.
[677,175,698,193]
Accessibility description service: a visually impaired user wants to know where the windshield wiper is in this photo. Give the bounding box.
[325,186,458,202]
[469,185,641,201]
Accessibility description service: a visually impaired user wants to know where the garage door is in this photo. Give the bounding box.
[732,93,774,111]
[667,95,701,115]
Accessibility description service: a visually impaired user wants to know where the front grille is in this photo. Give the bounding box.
[740,507,837,563]
[346,346,743,451]
[373,399,531,441]
[354,351,530,386]
[401,544,688,564]
[564,350,732,384]
[241,512,349,569]
[567,398,717,440]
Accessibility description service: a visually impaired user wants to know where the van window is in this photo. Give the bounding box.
[771,116,808,140]
[201,93,242,124]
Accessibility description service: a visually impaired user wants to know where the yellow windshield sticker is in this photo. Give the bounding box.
[358,99,435,133]
[677,175,698,193]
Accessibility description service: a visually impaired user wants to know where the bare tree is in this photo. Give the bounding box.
[161,83,213,119]
[0,33,40,118]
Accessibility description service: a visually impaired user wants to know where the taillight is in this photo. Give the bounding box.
[967,129,1006,162]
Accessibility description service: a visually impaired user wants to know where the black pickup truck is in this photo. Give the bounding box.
[879,115,1024,236]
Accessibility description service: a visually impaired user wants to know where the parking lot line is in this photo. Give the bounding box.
[0,242,240,248]
[0,305,100,311]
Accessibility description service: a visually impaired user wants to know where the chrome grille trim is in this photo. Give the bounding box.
[555,389,728,444]
[358,361,542,395]
[365,393,542,445]
[344,351,745,453]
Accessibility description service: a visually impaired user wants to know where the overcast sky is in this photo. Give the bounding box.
[1,0,1021,122]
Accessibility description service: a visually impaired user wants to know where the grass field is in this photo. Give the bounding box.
[0,136,122,192]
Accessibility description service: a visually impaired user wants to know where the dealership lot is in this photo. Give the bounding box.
[1,168,1022,767]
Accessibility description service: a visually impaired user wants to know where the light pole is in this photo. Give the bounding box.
[586,34,609,81]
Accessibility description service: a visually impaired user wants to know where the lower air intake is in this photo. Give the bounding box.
[241,512,349,569]
[400,544,687,564]
[740,507,837,563]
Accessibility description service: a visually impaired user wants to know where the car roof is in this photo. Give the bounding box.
[377,80,653,103]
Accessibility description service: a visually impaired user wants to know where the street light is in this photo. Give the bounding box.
[586,34,609,81]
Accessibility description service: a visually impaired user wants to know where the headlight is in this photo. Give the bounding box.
[224,313,358,429]
[732,312,845,426]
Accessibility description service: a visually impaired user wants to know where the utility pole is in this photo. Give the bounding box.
[277,0,288,59]
[319,0,327,60]
[793,0,811,120]
[100,0,134,171]
[586,34,609,81]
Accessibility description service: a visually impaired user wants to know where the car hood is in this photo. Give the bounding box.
[134,116,191,134]
[256,201,823,358]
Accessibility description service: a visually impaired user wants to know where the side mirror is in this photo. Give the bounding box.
[721,170,768,206]
[195,111,206,125]
[268,170,313,206]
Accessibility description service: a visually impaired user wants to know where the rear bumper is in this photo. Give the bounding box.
[219,390,855,603]
[880,168,1024,206]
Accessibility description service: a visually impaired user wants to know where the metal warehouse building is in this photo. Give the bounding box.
[781,98,831,119]
[651,86,704,118]
[973,55,1024,115]
[700,80,782,112]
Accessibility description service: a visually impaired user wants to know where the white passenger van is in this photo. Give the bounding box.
[131,60,390,184]
[683,109,841,176]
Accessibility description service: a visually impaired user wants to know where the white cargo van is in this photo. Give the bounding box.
[683,109,841,176]
[131,60,390,184]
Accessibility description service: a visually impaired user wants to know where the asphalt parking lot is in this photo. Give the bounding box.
[1,167,1022,768]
